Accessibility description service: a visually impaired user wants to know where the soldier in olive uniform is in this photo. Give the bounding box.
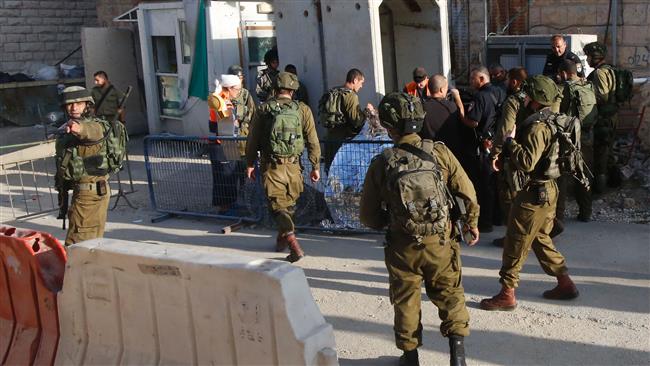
[228,64,256,156]
[481,76,580,312]
[246,72,321,262]
[556,59,597,223]
[55,86,112,245]
[323,68,375,170]
[92,71,125,122]
[491,67,531,247]
[255,47,279,103]
[583,42,618,194]
[360,92,480,366]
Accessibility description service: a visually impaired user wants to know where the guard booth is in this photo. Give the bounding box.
[125,0,451,136]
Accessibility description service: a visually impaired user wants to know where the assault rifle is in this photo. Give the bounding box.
[450,195,473,245]
[55,86,132,229]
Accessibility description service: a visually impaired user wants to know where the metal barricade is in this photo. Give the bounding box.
[143,135,391,233]
[1,140,137,222]
[144,135,264,224]
[0,141,58,222]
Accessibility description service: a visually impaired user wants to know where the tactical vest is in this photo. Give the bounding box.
[382,140,453,240]
[563,80,598,130]
[267,100,304,158]
[518,109,590,188]
[55,118,127,189]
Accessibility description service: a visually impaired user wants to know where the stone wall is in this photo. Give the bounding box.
[528,0,650,149]
[0,0,98,74]
[95,0,139,28]
[462,0,650,149]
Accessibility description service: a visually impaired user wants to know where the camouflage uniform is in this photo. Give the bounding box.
[56,86,111,245]
[232,87,256,156]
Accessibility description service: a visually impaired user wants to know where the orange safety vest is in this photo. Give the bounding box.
[208,91,233,143]
[404,79,431,98]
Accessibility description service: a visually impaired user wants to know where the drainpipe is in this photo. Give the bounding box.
[612,0,618,65]
[483,0,488,65]
[316,0,328,92]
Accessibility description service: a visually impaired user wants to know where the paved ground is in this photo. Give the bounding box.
[3,137,650,365]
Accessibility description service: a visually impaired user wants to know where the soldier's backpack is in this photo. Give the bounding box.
[602,64,634,104]
[55,118,128,184]
[523,110,592,189]
[318,87,352,128]
[382,140,454,239]
[268,100,304,157]
[565,81,598,130]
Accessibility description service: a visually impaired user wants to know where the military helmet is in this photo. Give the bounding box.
[523,75,559,106]
[276,71,299,91]
[378,92,425,134]
[263,47,279,64]
[583,42,607,58]
[61,86,94,105]
[227,64,244,76]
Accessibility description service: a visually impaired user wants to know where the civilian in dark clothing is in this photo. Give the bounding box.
[489,63,507,94]
[419,74,463,159]
[543,34,585,83]
[461,67,507,233]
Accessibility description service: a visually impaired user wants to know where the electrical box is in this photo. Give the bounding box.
[486,34,598,77]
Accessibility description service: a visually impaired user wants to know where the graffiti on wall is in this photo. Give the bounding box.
[626,46,650,68]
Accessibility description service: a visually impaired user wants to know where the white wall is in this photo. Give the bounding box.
[320,0,385,105]
[274,0,325,113]
[81,27,149,135]
[380,0,449,90]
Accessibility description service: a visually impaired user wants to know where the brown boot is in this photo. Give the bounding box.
[480,286,517,311]
[285,232,305,263]
[543,275,579,300]
[275,233,288,252]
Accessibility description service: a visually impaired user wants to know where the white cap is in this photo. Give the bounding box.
[220,74,241,88]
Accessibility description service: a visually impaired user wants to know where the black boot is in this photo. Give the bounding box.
[449,335,467,366]
[399,349,419,366]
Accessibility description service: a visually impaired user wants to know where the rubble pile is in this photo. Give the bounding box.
[567,147,650,224]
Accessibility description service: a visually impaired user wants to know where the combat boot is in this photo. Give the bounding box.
[480,285,517,311]
[543,274,579,300]
[285,232,305,263]
[449,335,467,366]
[275,233,288,252]
[398,349,419,366]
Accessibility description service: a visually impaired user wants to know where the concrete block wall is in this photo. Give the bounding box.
[95,0,139,28]
[0,0,98,74]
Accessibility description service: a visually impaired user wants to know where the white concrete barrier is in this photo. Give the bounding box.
[55,239,338,366]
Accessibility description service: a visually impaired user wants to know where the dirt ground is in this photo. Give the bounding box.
[3,136,650,366]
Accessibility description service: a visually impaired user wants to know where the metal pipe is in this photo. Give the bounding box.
[612,0,618,65]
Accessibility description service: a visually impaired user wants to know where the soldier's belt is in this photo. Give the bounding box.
[271,156,298,164]
[75,180,107,192]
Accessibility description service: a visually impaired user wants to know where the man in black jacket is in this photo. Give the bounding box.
[543,34,584,83]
